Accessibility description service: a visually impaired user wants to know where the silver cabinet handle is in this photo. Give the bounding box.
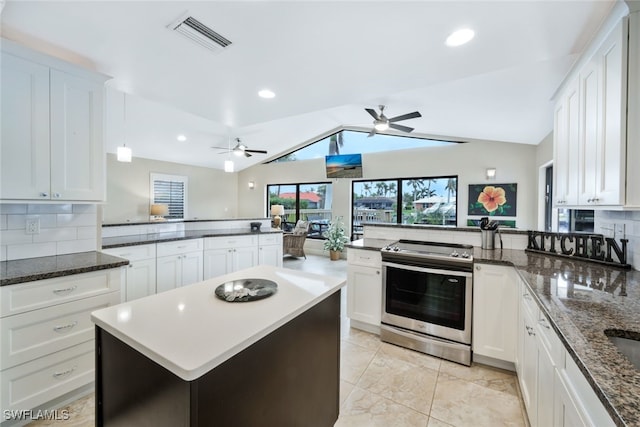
[129,264,134,268]
[53,366,76,379]
[53,285,77,295]
[53,321,78,333]
[475,265,481,271]
[376,270,380,275]
[523,292,531,300]
[177,245,187,249]
[525,325,536,336]
[40,192,49,198]
[539,318,551,329]
[53,193,61,198]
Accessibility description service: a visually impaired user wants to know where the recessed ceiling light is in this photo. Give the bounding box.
[258,89,275,99]
[446,28,475,47]
[177,134,187,142]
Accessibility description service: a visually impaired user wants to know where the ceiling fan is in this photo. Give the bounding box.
[212,138,268,158]
[365,105,422,137]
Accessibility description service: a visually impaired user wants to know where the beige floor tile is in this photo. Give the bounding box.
[439,360,519,397]
[356,348,438,414]
[26,392,94,426]
[340,340,377,384]
[430,375,525,427]
[335,386,429,427]
[427,417,455,427]
[342,327,383,352]
[340,380,356,406]
[377,342,442,372]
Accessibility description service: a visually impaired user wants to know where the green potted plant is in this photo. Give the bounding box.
[323,216,349,260]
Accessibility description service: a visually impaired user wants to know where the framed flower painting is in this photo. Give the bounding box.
[468,183,517,216]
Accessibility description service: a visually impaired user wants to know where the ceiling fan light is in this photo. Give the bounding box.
[224,160,234,172]
[374,122,389,131]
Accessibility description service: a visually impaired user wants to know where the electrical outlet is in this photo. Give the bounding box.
[26,218,40,235]
[614,223,626,239]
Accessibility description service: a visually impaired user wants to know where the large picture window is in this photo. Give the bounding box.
[267,182,333,237]
[352,176,457,238]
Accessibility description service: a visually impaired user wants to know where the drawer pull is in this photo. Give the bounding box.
[53,285,78,295]
[177,245,187,249]
[53,366,76,379]
[523,292,531,300]
[538,318,551,329]
[53,321,78,333]
[525,325,536,336]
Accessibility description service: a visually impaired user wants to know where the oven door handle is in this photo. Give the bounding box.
[381,261,473,278]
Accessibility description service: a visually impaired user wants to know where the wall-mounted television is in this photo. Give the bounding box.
[325,154,363,178]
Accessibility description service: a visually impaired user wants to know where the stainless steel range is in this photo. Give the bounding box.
[380,240,473,365]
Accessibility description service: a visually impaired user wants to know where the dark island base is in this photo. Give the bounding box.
[96,291,341,427]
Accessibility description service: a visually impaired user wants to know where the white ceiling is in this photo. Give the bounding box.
[0,1,617,171]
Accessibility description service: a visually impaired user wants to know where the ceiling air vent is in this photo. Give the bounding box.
[169,14,232,53]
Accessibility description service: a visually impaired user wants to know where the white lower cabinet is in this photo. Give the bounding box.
[258,234,283,267]
[346,249,382,333]
[516,273,615,427]
[102,244,156,301]
[0,268,122,414]
[156,239,203,293]
[472,263,517,364]
[203,235,259,279]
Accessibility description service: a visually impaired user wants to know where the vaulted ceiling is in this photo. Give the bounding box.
[1,1,616,170]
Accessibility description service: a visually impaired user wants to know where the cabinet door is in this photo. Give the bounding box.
[472,264,517,362]
[596,20,627,205]
[180,251,203,287]
[554,371,588,427]
[259,245,283,267]
[156,255,181,293]
[519,305,538,427]
[537,338,555,427]
[554,80,579,206]
[49,69,104,201]
[125,258,156,301]
[347,265,382,326]
[0,53,50,200]
[234,246,258,272]
[578,60,600,205]
[203,248,233,280]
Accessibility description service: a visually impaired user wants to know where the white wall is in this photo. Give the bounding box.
[238,139,538,230]
[103,154,238,224]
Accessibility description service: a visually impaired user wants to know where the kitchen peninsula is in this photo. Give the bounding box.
[91,265,345,427]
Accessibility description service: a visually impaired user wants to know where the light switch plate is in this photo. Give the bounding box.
[26,218,40,234]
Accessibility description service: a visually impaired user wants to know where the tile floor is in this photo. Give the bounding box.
[26,254,528,427]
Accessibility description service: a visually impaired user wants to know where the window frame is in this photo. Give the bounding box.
[150,173,188,220]
[351,175,458,238]
[266,182,332,238]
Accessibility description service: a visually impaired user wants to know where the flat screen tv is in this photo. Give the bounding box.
[325,154,363,178]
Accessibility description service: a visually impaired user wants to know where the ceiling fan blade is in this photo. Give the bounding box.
[388,111,422,123]
[245,149,268,154]
[367,128,376,137]
[389,123,414,133]
[211,146,230,150]
[365,108,380,120]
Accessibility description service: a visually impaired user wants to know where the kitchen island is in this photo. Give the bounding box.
[91,265,345,427]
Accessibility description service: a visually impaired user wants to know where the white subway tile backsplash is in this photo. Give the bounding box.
[0,204,27,214]
[27,203,72,214]
[32,227,78,243]
[56,213,97,227]
[7,242,56,260]
[57,238,97,255]
[1,203,100,261]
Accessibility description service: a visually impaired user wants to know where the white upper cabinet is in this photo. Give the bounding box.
[553,16,629,208]
[0,40,108,201]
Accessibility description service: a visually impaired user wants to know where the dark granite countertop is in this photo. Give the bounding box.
[0,251,129,286]
[347,239,639,426]
[102,228,283,249]
[346,238,398,251]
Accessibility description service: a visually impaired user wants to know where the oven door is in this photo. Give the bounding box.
[381,261,472,344]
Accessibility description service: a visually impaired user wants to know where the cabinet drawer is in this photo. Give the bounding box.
[536,311,563,368]
[1,269,123,317]
[1,292,120,370]
[156,238,203,257]
[102,244,156,262]
[347,249,381,268]
[0,341,94,412]
[204,235,257,250]
[520,285,538,320]
[258,233,282,246]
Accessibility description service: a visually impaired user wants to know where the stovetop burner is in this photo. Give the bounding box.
[381,239,474,265]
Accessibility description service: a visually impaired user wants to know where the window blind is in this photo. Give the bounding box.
[153,180,185,219]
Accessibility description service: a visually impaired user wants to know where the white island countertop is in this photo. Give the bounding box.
[91,265,345,381]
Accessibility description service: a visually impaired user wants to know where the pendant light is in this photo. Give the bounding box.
[117,92,132,162]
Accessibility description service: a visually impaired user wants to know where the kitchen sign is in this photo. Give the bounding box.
[526,231,630,269]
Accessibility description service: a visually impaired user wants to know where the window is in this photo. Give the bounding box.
[150,173,187,220]
[352,176,457,238]
[269,130,459,163]
[267,182,333,237]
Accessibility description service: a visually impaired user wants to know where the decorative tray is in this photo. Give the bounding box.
[214,278,278,302]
